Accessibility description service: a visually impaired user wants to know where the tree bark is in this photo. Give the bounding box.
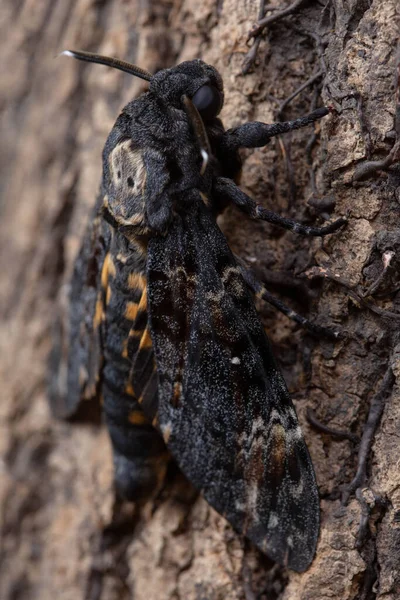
[1,1,399,599]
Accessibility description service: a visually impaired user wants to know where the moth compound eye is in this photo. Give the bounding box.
[191,85,222,120]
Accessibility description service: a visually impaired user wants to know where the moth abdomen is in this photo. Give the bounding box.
[103,382,168,501]
[96,231,168,501]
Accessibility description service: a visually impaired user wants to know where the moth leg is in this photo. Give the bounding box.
[221,107,330,151]
[238,263,340,339]
[306,408,359,443]
[304,266,400,320]
[341,366,395,505]
[215,177,347,236]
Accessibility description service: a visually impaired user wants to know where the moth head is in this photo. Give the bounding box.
[61,50,224,122]
[150,60,224,121]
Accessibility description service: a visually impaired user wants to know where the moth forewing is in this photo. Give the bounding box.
[49,202,109,421]
[145,206,319,572]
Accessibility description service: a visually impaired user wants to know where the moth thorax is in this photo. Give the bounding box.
[107,140,147,227]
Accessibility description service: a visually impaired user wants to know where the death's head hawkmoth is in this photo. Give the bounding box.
[49,50,345,572]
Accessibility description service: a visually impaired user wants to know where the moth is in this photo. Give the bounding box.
[50,50,346,572]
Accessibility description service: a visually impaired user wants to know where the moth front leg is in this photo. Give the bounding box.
[220,107,330,151]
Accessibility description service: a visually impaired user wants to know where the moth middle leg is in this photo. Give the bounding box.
[215,177,347,236]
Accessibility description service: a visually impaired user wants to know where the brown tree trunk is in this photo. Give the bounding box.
[1,1,399,599]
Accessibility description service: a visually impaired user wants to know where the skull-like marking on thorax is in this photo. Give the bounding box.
[108,140,147,226]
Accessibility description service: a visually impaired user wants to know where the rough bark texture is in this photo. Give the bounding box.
[1,1,399,599]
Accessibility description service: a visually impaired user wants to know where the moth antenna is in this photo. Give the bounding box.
[200,150,209,175]
[60,50,152,82]
[182,96,211,175]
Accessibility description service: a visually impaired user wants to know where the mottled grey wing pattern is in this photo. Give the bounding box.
[145,200,319,572]
[49,197,110,419]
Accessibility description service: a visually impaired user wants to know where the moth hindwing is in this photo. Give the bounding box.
[53,50,345,571]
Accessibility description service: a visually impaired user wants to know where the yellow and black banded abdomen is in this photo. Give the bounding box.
[100,249,168,502]
[103,383,168,501]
